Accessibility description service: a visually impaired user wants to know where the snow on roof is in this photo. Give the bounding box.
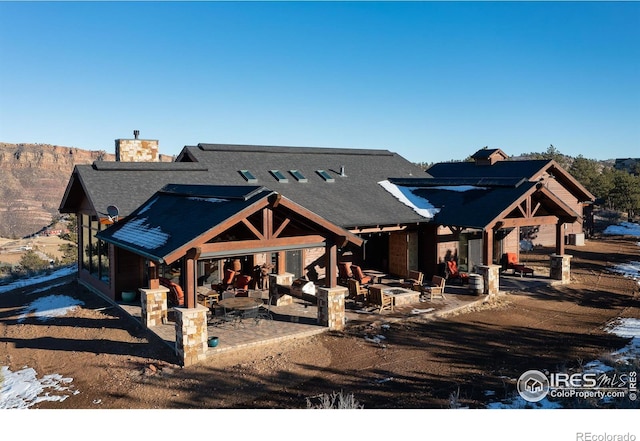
[187,196,228,203]
[378,180,440,219]
[111,217,170,250]
[428,185,488,192]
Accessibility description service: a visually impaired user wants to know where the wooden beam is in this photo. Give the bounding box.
[272,218,290,238]
[241,218,265,240]
[262,208,273,239]
[198,235,326,255]
[499,216,559,228]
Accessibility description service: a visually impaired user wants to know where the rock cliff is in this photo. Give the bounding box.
[0,142,172,238]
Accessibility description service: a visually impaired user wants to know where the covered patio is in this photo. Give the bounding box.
[97,184,364,366]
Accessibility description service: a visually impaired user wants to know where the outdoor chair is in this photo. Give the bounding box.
[234,274,252,296]
[212,268,237,293]
[367,285,393,312]
[501,253,534,277]
[347,279,368,303]
[159,277,185,307]
[421,275,446,301]
[445,260,469,285]
[402,270,424,291]
[256,294,273,322]
[338,262,353,285]
[350,264,372,285]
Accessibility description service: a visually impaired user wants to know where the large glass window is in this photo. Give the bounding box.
[81,214,110,283]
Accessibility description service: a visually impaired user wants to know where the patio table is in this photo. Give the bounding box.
[218,297,263,320]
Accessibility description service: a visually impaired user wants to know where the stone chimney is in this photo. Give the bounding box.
[115,130,159,162]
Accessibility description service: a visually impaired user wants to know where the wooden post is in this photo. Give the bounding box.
[184,248,201,309]
[325,239,338,288]
[483,228,494,266]
[555,222,565,255]
[148,260,159,289]
[277,251,286,275]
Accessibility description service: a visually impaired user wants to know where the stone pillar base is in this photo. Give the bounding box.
[174,305,209,367]
[140,287,170,328]
[316,286,347,331]
[550,254,572,284]
[269,273,294,306]
[477,264,501,296]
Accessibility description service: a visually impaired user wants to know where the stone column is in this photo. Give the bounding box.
[269,272,294,306]
[139,287,170,328]
[316,286,348,331]
[550,254,572,284]
[477,264,501,296]
[174,304,209,367]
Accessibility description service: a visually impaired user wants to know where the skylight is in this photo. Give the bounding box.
[289,170,307,183]
[239,170,257,183]
[269,170,289,183]
[316,170,334,183]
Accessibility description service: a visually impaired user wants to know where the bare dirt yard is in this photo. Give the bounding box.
[1,236,639,411]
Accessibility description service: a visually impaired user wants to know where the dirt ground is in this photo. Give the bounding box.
[1,236,639,411]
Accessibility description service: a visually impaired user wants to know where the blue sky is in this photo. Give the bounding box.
[0,1,638,164]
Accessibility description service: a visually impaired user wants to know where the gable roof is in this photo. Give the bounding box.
[426,158,594,202]
[96,184,363,264]
[384,178,580,229]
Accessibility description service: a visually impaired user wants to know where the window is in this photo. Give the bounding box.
[316,169,335,182]
[239,170,257,183]
[289,170,307,183]
[269,170,289,183]
[81,214,110,283]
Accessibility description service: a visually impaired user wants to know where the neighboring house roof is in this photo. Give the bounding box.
[96,184,363,264]
[427,158,594,202]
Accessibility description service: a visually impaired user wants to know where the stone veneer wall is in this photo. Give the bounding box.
[316,286,347,331]
[550,254,572,284]
[477,264,501,296]
[174,305,209,367]
[139,287,169,328]
[115,139,159,162]
[269,273,294,306]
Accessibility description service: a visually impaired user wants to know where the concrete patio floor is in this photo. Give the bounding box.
[118,273,552,361]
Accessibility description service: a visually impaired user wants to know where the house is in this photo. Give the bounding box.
[60,139,595,301]
[59,135,428,306]
[59,137,594,365]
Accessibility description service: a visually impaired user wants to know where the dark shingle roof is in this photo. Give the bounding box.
[61,143,429,228]
[175,143,430,227]
[96,185,273,262]
[426,159,551,180]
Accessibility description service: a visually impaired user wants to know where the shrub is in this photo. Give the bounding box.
[306,391,364,409]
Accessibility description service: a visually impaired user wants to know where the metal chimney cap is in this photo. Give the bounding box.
[133,130,140,139]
